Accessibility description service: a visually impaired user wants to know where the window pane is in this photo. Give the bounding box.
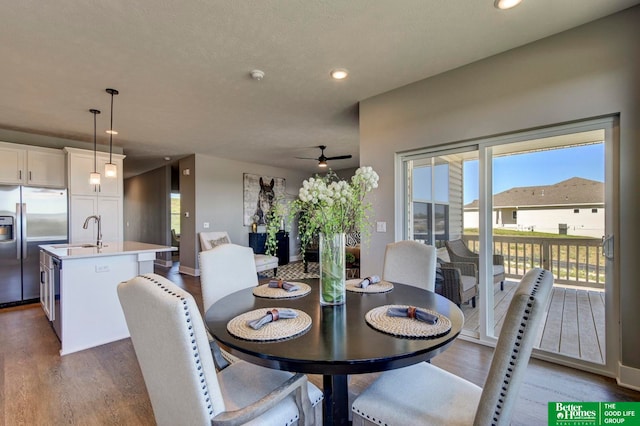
[413,202,431,242]
[412,166,432,200]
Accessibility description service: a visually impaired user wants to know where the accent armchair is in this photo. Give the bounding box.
[446,239,506,290]
[199,231,279,276]
[352,268,553,426]
[118,273,323,426]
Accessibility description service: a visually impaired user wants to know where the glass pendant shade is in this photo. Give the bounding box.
[104,162,117,178]
[89,172,101,185]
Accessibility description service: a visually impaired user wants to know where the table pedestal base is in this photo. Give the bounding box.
[323,374,349,426]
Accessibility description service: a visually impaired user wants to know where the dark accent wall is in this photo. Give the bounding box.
[124,165,172,263]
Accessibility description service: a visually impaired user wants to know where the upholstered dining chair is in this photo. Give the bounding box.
[118,273,323,426]
[351,268,553,426]
[199,231,279,277]
[382,240,437,291]
[199,243,259,368]
[446,239,506,291]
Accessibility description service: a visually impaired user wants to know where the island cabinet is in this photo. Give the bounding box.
[0,141,65,187]
[39,242,174,356]
[64,147,125,244]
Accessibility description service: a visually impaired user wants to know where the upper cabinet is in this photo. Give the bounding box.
[64,147,126,244]
[64,147,124,196]
[0,142,65,188]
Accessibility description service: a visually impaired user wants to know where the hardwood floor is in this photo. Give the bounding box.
[0,263,637,425]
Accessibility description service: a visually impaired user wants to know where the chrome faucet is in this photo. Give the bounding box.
[82,215,103,248]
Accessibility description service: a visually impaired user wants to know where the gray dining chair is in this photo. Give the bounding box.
[199,243,259,368]
[118,273,323,426]
[352,268,553,426]
[382,240,437,291]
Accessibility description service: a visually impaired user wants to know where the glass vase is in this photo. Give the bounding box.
[319,232,346,305]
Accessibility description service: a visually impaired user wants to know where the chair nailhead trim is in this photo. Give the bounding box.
[138,274,215,417]
[490,269,546,426]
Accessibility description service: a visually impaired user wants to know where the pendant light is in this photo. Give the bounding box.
[89,109,101,185]
[104,88,119,178]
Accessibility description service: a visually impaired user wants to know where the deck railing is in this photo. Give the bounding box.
[463,235,605,289]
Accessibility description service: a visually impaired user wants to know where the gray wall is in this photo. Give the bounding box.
[359,7,640,380]
[173,153,311,274]
[123,165,172,262]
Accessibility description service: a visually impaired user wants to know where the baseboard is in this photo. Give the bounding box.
[179,265,200,276]
[154,259,172,267]
[618,363,640,391]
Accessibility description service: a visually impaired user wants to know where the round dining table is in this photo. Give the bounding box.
[205,280,464,426]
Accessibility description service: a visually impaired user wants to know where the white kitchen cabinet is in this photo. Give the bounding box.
[0,142,65,187]
[26,149,66,187]
[65,147,125,245]
[69,195,122,244]
[66,148,123,196]
[0,144,25,184]
[39,250,54,321]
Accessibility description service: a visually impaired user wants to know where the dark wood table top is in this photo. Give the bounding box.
[204,280,464,375]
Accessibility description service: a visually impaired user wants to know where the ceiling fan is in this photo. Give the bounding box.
[296,145,352,168]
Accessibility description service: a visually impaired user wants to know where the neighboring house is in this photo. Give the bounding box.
[463,177,604,238]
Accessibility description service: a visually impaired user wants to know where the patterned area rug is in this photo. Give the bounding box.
[260,261,319,280]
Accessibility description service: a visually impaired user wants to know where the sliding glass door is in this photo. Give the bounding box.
[399,116,618,376]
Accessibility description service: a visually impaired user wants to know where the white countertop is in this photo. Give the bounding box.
[40,241,176,260]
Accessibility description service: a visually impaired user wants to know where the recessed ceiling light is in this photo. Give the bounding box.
[330,68,349,80]
[494,0,522,10]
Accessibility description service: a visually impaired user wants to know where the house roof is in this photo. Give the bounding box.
[465,177,604,209]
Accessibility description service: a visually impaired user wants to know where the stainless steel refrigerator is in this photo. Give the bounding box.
[0,185,67,305]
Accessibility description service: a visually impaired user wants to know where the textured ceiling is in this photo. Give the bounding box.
[1,0,638,177]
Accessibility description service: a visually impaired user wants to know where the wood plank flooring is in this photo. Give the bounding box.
[461,278,606,364]
[1,263,637,426]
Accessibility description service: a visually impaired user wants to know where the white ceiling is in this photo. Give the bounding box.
[1,0,638,178]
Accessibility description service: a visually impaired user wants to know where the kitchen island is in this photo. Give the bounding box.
[39,241,175,356]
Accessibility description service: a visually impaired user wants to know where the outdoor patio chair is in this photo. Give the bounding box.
[437,259,478,308]
[352,268,553,426]
[118,273,323,426]
[445,239,505,290]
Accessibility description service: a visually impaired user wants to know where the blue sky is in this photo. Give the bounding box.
[463,143,604,204]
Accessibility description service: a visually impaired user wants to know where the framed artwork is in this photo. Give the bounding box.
[243,173,286,226]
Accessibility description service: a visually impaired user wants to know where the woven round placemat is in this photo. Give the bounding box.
[227,308,312,342]
[345,279,394,294]
[252,282,311,299]
[365,305,451,338]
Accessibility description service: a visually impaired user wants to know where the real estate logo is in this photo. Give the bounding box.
[549,402,640,426]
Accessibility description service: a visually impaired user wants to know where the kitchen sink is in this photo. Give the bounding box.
[51,243,99,249]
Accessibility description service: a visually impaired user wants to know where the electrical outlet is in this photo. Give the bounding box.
[95,265,110,273]
[203,222,210,229]
[376,221,387,232]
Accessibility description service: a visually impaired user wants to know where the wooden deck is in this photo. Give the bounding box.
[461,278,606,364]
